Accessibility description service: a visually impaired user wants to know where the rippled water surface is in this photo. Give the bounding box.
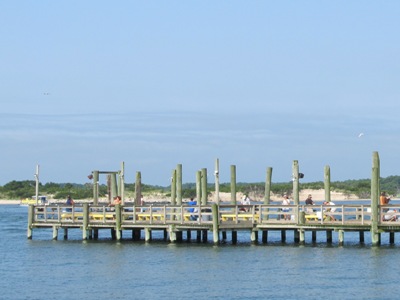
[1,205,400,299]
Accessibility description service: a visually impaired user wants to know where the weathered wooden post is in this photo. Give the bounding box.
[82,203,89,240]
[52,226,58,240]
[115,204,122,240]
[201,168,207,205]
[135,172,142,206]
[120,162,125,204]
[34,165,39,205]
[371,151,380,246]
[27,205,34,239]
[93,170,99,205]
[324,165,331,202]
[212,203,219,243]
[176,164,183,240]
[214,158,220,204]
[176,164,182,205]
[111,173,118,198]
[264,167,272,205]
[196,171,201,204]
[262,167,272,243]
[338,230,344,246]
[171,169,176,205]
[231,165,236,204]
[292,160,299,205]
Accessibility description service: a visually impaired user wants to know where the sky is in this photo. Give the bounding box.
[1,1,399,186]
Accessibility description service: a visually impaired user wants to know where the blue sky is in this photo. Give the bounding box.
[1,1,399,186]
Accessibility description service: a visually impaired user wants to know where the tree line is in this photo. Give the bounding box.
[1,176,400,200]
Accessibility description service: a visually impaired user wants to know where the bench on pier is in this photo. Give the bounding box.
[220,214,258,221]
[61,212,115,221]
[136,213,164,221]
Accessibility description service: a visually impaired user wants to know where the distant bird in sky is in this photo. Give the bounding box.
[43,92,50,95]
[358,133,364,138]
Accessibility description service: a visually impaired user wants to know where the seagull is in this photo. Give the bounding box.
[358,133,364,138]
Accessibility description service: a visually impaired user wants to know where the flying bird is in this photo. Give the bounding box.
[358,133,364,138]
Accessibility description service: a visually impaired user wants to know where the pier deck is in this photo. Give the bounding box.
[27,203,400,245]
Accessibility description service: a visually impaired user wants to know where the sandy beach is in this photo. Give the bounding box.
[0,189,360,205]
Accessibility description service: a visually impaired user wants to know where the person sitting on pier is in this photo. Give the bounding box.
[109,196,122,207]
[384,209,397,222]
[323,201,336,221]
[188,198,198,220]
[305,194,314,213]
[65,195,75,212]
[240,194,251,212]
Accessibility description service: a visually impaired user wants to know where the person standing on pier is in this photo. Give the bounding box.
[380,192,391,220]
[66,195,75,212]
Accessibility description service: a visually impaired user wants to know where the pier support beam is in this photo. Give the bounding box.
[262,231,268,243]
[169,226,177,243]
[390,232,395,244]
[52,226,58,240]
[64,228,68,240]
[82,203,89,240]
[327,230,332,243]
[145,228,152,242]
[115,204,122,241]
[338,230,344,246]
[212,204,219,244]
[359,231,364,243]
[232,231,237,244]
[281,230,286,242]
[312,231,317,242]
[294,229,299,243]
[299,229,305,245]
[251,230,258,243]
[27,205,34,239]
[202,230,208,242]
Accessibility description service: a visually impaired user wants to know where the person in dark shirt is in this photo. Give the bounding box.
[305,194,314,205]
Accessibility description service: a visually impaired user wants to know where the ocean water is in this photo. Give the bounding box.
[1,205,400,300]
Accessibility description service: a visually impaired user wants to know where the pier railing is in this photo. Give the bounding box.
[30,203,398,227]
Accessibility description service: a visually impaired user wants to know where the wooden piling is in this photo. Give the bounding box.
[264,167,272,221]
[327,230,332,243]
[111,173,118,199]
[214,158,220,204]
[135,172,142,206]
[201,168,207,205]
[27,205,34,239]
[196,171,201,204]
[93,171,99,205]
[82,203,89,240]
[264,167,272,205]
[299,229,305,244]
[232,231,237,244]
[115,204,122,240]
[292,160,299,205]
[120,162,125,203]
[64,228,68,240]
[371,151,380,246]
[231,165,236,205]
[52,226,58,240]
[145,228,151,242]
[171,169,176,205]
[176,164,182,205]
[212,204,219,243]
[338,230,344,246]
[324,165,331,202]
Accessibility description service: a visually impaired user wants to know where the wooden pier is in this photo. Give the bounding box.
[27,202,400,245]
[27,151,398,245]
